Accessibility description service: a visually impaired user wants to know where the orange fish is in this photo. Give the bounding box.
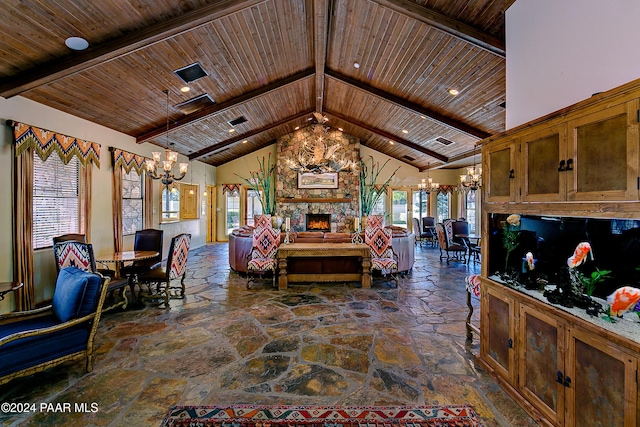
[607,286,640,316]
[567,242,592,268]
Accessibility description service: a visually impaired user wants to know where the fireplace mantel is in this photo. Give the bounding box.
[277,197,352,203]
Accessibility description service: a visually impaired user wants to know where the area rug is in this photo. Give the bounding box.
[160,404,484,427]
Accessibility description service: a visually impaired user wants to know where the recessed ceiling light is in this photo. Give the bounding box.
[448,88,459,96]
[65,36,89,51]
[420,115,426,119]
[338,127,343,132]
[294,126,300,130]
[228,129,235,133]
[354,62,360,69]
[389,140,395,145]
[242,140,247,144]
[180,86,190,93]
[402,129,408,134]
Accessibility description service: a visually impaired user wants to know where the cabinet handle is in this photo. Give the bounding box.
[558,160,566,172]
[556,370,564,384]
[566,158,573,171]
[509,169,515,179]
[507,338,513,348]
[563,375,572,387]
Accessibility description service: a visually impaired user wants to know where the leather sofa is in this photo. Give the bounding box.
[229,226,415,274]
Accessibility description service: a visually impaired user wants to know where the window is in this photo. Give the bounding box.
[245,189,263,226]
[161,185,180,221]
[33,155,80,249]
[436,192,450,223]
[465,191,477,234]
[412,190,429,223]
[226,192,240,235]
[122,169,143,235]
[391,189,408,227]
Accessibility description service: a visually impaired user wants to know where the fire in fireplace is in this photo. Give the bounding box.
[305,214,331,232]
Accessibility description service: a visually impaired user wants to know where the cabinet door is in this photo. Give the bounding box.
[518,304,565,425]
[481,284,517,383]
[567,99,640,201]
[484,141,519,203]
[521,125,567,202]
[564,327,637,427]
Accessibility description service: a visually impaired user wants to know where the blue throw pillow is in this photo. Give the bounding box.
[52,267,89,322]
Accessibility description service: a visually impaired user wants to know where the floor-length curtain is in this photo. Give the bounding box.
[144,175,153,228]
[80,165,92,242]
[112,166,124,253]
[13,149,34,311]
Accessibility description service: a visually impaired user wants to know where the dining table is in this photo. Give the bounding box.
[95,251,160,307]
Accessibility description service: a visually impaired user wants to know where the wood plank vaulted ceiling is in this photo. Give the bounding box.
[0,0,512,171]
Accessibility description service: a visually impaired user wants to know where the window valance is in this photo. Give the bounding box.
[437,185,456,194]
[222,184,241,195]
[109,147,149,174]
[9,121,101,167]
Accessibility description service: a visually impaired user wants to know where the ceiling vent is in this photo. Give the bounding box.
[228,116,247,126]
[174,62,208,83]
[435,137,454,146]
[174,94,215,115]
[402,155,415,161]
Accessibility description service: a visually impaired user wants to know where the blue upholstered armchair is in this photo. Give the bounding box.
[0,267,110,385]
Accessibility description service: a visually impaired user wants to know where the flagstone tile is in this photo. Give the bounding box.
[301,343,369,373]
[274,364,350,396]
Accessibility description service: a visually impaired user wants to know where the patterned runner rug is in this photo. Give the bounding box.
[160,404,484,427]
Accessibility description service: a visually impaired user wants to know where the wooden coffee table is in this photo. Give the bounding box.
[276,243,371,290]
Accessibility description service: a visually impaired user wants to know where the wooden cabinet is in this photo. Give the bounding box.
[480,280,639,427]
[484,140,518,203]
[180,183,199,219]
[521,125,567,202]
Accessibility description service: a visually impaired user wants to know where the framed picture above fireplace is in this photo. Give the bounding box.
[297,172,339,189]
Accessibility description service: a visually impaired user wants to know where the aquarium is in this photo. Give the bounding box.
[487,213,640,299]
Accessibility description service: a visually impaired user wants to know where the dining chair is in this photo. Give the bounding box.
[246,216,280,289]
[421,216,437,247]
[411,217,431,247]
[52,240,130,311]
[120,229,164,278]
[436,222,467,264]
[53,233,115,277]
[138,233,191,306]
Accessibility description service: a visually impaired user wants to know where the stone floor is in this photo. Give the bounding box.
[0,242,539,427]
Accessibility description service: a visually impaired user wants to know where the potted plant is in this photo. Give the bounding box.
[359,157,399,226]
[235,153,277,222]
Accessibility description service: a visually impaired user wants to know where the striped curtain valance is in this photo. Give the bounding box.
[437,185,456,194]
[10,121,101,167]
[110,147,149,174]
[222,184,241,195]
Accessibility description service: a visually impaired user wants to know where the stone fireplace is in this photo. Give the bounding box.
[305,213,331,232]
[275,124,360,232]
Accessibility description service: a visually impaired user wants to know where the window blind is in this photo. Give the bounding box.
[33,155,80,249]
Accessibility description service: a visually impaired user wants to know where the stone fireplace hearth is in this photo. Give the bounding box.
[305,214,331,232]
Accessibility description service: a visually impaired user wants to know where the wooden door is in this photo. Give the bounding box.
[518,304,565,425]
[567,99,639,202]
[564,327,637,427]
[521,125,567,202]
[206,185,216,242]
[481,283,517,383]
[484,141,519,203]
[180,183,199,219]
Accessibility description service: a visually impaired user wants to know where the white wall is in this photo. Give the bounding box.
[506,0,640,128]
[0,96,214,312]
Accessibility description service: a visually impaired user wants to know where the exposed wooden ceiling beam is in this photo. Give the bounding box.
[313,0,330,113]
[210,139,277,166]
[325,109,449,163]
[137,68,314,143]
[0,0,263,98]
[373,0,505,58]
[326,69,491,140]
[189,108,315,160]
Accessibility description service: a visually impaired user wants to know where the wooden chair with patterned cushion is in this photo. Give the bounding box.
[436,222,467,264]
[53,240,130,311]
[138,233,191,307]
[246,216,280,289]
[365,216,399,287]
